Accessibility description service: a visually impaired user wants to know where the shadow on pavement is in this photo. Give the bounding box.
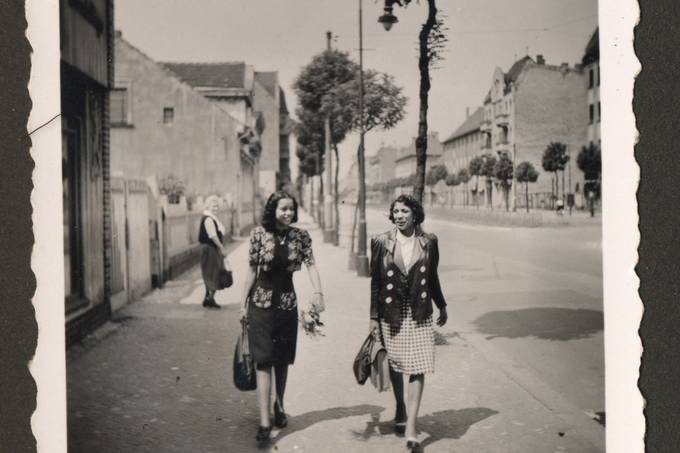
[273,404,385,444]
[473,307,603,341]
[350,407,498,452]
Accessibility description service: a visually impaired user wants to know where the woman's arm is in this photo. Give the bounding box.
[306,264,325,312]
[205,218,227,256]
[239,266,256,318]
[428,236,448,327]
[369,237,381,333]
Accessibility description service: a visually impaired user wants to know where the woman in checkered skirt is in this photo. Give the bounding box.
[369,194,448,451]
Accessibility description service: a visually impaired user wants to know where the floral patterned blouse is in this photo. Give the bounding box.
[248,225,315,273]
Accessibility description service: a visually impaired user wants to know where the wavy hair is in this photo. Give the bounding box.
[261,190,299,231]
[388,194,425,226]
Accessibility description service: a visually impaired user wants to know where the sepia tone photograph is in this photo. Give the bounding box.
[28,0,640,451]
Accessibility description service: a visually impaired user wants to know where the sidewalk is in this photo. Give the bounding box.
[67,211,604,453]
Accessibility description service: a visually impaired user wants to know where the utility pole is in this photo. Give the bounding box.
[512,144,517,212]
[356,0,369,276]
[323,31,336,242]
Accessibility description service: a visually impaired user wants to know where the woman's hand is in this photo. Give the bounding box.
[239,305,247,321]
[369,319,380,335]
[437,307,448,327]
[310,292,325,313]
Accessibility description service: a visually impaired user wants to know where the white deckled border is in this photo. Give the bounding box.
[27,0,68,452]
[600,0,644,451]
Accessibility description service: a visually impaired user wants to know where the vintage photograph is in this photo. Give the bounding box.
[52,0,610,451]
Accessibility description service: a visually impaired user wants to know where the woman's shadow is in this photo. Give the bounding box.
[352,406,498,452]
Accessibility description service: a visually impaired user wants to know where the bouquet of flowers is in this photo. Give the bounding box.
[299,307,324,338]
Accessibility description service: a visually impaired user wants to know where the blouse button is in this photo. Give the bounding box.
[387,270,394,277]
[421,278,427,285]
[420,265,426,273]
[385,297,393,304]
[421,291,427,299]
[387,283,394,290]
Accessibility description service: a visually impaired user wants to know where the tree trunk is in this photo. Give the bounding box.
[318,172,324,228]
[525,182,530,213]
[333,144,340,245]
[475,176,480,209]
[413,0,438,203]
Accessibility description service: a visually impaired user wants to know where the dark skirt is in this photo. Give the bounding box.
[200,244,223,292]
[247,274,298,368]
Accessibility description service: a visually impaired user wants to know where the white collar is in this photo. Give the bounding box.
[395,229,416,244]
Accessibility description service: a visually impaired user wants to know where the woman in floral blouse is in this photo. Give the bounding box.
[240,190,325,445]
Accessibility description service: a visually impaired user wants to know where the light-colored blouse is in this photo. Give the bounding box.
[396,229,417,272]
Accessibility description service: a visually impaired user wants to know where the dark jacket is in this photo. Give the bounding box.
[198,216,224,247]
[370,228,447,326]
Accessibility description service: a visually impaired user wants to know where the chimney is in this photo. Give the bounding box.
[536,54,545,65]
[465,107,470,118]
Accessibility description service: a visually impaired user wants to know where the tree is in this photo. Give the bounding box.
[577,143,601,216]
[386,0,448,203]
[457,167,471,206]
[426,164,448,186]
[515,161,539,213]
[294,49,406,244]
[468,156,484,208]
[542,141,569,206]
[480,153,497,208]
[494,153,514,211]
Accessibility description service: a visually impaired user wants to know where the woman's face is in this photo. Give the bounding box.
[275,198,295,227]
[392,201,415,232]
[208,198,219,214]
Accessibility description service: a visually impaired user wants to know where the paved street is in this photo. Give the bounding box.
[67,210,604,452]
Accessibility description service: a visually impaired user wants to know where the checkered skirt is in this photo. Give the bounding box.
[380,301,435,375]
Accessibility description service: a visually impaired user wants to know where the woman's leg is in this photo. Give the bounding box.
[273,365,288,409]
[255,367,273,428]
[389,368,407,422]
[405,374,425,439]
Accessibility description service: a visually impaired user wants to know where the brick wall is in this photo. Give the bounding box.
[514,65,587,197]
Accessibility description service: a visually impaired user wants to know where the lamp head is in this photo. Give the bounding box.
[378,6,398,31]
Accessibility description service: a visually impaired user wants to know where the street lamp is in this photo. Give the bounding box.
[378,0,410,31]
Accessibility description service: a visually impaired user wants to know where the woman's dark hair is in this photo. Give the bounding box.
[262,190,298,231]
[388,194,425,225]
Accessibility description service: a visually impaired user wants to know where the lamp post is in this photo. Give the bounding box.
[355,0,370,276]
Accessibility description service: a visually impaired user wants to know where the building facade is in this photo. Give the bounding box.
[368,145,398,184]
[441,107,484,174]
[394,132,443,178]
[583,29,600,146]
[60,0,115,343]
[253,72,280,195]
[480,55,587,209]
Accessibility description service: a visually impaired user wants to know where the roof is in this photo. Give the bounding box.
[161,62,246,89]
[504,55,534,83]
[443,107,483,143]
[255,72,278,98]
[582,28,599,65]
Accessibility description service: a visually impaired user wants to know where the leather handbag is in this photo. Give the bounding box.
[233,319,256,391]
[353,333,375,385]
[218,257,233,289]
[369,328,391,392]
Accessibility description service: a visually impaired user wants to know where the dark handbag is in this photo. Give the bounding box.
[353,333,375,385]
[218,269,233,289]
[233,319,256,391]
[369,327,391,392]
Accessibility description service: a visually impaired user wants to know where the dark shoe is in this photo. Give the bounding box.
[203,298,221,309]
[394,405,407,434]
[273,401,288,428]
[255,426,271,445]
[406,438,420,452]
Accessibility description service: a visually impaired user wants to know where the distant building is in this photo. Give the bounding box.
[162,61,266,218]
[583,29,600,146]
[394,132,443,178]
[253,71,282,194]
[368,145,398,184]
[480,55,587,208]
[441,107,484,174]
[278,88,295,190]
[61,0,115,343]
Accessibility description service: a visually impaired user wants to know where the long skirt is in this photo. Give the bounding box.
[380,303,435,375]
[200,244,223,292]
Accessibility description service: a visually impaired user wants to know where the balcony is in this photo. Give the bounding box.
[480,119,492,132]
[495,112,510,125]
[496,138,510,146]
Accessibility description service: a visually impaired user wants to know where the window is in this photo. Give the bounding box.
[110,87,131,125]
[597,102,601,123]
[163,107,174,125]
[597,66,600,86]
[589,104,594,124]
[589,69,594,89]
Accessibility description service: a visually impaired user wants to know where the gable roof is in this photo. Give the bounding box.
[161,62,246,89]
[443,107,483,143]
[504,55,534,83]
[255,71,278,98]
[582,28,599,65]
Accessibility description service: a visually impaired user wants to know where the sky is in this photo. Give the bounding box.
[115,0,598,174]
